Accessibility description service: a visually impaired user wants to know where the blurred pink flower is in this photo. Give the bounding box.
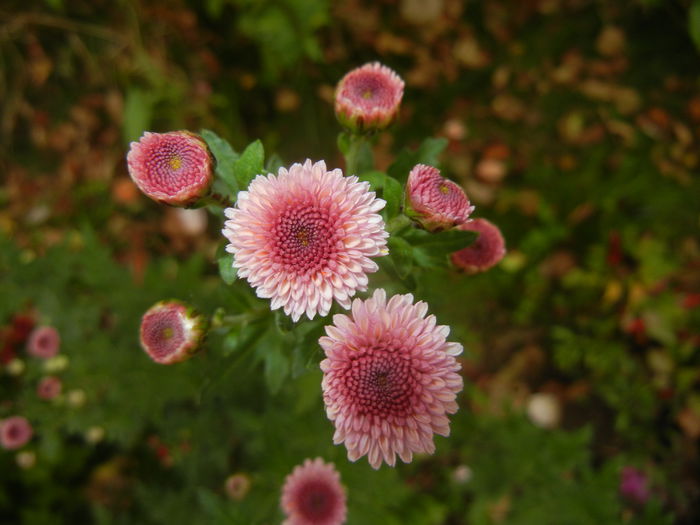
[320,289,463,469]
[224,473,251,501]
[27,326,60,359]
[405,164,474,232]
[36,376,62,400]
[0,416,33,450]
[451,218,506,273]
[126,131,213,206]
[139,300,207,364]
[223,160,388,322]
[620,466,651,504]
[281,458,346,525]
[335,62,404,133]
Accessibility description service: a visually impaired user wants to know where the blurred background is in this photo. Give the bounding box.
[1,0,699,523]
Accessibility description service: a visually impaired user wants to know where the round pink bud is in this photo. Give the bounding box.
[620,466,651,504]
[0,416,33,450]
[405,164,474,231]
[27,326,60,359]
[37,376,62,400]
[224,473,251,501]
[126,131,214,206]
[320,289,463,469]
[139,300,208,365]
[335,62,405,133]
[451,218,506,273]
[281,458,347,525]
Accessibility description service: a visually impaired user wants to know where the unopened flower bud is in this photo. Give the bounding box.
[405,164,474,232]
[139,300,208,364]
[335,62,404,133]
[451,218,506,273]
[224,473,251,501]
[526,392,561,429]
[127,131,214,206]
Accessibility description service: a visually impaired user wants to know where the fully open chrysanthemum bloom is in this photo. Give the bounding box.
[223,160,388,322]
[320,289,463,469]
[450,218,506,273]
[127,131,214,206]
[27,326,60,359]
[405,164,474,232]
[335,62,404,133]
[0,416,33,450]
[281,458,347,525]
[139,300,207,364]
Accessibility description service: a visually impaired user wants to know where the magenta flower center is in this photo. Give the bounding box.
[297,480,338,522]
[346,349,416,418]
[141,311,185,360]
[270,204,338,274]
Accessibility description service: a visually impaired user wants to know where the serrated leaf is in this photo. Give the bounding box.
[234,140,265,190]
[387,137,448,183]
[200,129,240,195]
[264,346,289,394]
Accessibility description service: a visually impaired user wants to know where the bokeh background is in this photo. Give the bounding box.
[1,0,699,523]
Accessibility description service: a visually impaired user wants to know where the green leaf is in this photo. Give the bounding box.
[234,140,265,190]
[388,236,414,279]
[264,346,289,394]
[200,129,240,195]
[217,253,237,285]
[690,0,700,51]
[360,171,404,220]
[387,137,448,183]
[123,87,155,144]
[405,228,477,251]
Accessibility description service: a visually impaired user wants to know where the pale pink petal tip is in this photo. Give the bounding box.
[0,416,33,450]
[320,289,464,470]
[27,326,60,359]
[405,164,474,232]
[450,218,506,273]
[222,159,388,322]
[335,62,405,133]
[139,300,208,365]
[126,131,214,206]
[281,457,347,525]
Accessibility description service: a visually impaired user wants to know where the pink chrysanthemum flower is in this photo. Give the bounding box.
[37,376,62,400]
[335,62,405,133]
[27,326,60,359]
[405,164,474,232]
[223,160,388,322]
[450,218,506,273]
[0,416,33,450]
[281,458,347,525]
[126,131,214,206]
[620,466,651,505]
[139,300,207,364]
[320,289,463,469]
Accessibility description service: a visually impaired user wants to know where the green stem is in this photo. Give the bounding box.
[344,134,365,176]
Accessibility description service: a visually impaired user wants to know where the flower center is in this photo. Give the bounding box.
[298,481,335,521]
[271,204,337,274]
[143,311,185,359]
[362,89,374,99]
[161,326,174,340]
[168,155,183,171]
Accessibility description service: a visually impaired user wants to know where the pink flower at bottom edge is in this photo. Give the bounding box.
[281,458,347,525]
[0,416,33,450]
[320,289,463,469]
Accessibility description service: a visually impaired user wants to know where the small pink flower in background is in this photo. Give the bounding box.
[620,466,651,504]
[450,218,506,273]
[126,131,214,206]
[37,376,62,400]
[27,326,60,359]
[281,458,347,525]
[139,300,207,365]
[0,416,33,450]
[405,164,474,232]
[224,473,251,501]
[320,289,463,469]
[223,160,388,322]
[335,62,404,133]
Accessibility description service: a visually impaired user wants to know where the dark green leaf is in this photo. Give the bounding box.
[200,129,240,195]
[690,0,700,51]
[383,175,403,219]
[388,236,414,279]
[234,139,265,190]
[264,346,289,394]
[387,137,448,183]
